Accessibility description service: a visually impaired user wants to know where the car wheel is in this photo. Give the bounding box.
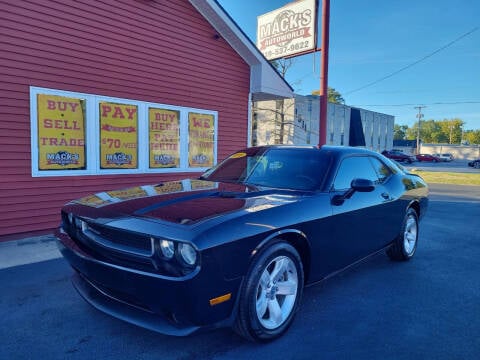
[387,208,418,261]
[234,242,304,342]
[475,161,480,169]
[433,159,438,163]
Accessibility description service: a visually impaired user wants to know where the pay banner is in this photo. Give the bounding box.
[99,102,138,169]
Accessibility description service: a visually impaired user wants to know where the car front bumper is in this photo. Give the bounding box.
[56,228,242,336]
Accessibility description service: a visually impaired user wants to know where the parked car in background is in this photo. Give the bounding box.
[468,159,480,169]
[55,145,429,342]
[416,154,441,162]
[382,150,416,164]
[434,153,454,162]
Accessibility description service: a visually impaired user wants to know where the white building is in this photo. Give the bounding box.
[253,95,394,152]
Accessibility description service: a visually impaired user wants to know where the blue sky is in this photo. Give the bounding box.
[217,0,480,130]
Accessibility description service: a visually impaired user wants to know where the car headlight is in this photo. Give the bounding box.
[178,243,197,266]
[80,220,89,232]
[74,217,83,229]
[159,239,175,259]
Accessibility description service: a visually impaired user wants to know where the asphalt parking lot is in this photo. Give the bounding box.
[1,183,479,360]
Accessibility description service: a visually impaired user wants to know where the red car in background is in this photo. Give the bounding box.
[381,150,416,164]
[416,154,441,162]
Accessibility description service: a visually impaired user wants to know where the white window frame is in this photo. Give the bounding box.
[30,87,217,177]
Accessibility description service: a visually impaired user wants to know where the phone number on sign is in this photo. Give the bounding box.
[264,41,311,58]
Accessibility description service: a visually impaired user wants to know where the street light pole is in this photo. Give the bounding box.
[414,106,426,154]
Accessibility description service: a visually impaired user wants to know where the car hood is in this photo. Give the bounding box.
[65,179,306,226]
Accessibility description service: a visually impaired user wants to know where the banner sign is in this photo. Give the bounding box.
[257,0,316,60]
[188,112,215,168]
[99,102,138,169]
[149,108,180,168]
[37,94,86,170]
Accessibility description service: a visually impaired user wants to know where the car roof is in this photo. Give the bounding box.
[249,145,380,156]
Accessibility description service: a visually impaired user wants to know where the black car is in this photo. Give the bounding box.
[56,146,429,342]
[468,159,480,169]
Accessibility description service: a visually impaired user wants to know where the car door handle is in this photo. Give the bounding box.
[381,192,390,200]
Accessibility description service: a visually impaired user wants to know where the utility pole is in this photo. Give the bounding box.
[319,0,330,146]
[414,106,426,154]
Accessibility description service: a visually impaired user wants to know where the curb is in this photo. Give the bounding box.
[0,234,61,270]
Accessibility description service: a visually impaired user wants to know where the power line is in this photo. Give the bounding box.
[343,27,479,96]
[350,101,480,107]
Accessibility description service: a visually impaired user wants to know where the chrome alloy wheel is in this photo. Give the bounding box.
[255,255,299,330]
[404,214,418,256]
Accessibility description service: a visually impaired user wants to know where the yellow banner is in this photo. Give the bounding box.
[188,112,215,167]
[99,102,138,169]
[149,108,180,168]
[37,94,86,170]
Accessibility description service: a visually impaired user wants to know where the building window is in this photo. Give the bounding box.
[30,87,217,177]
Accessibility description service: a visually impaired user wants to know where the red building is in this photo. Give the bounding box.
[0,0,292,238]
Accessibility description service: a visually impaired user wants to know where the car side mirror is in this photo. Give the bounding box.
[350,178,375,193]
[331,178,375,206]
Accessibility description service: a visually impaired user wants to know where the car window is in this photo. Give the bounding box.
[333,156,379,190]
[203,148,330,191]
[369,157,392,184]
[247,149,328,190]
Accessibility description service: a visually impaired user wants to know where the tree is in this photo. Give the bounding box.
[437,118,464,144]
[311,87,345,104]
[401,118,469,144]
[406,120,445,143]
[270,59,294,78]
[394,124,408,140]
[464,130,480,145]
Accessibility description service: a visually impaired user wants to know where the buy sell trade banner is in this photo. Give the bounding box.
[149,108,180,168]
[188,112,215,168]
[99,102,138,169]
[37,94,86,170]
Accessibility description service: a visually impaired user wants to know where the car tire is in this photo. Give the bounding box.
[387,208,419,261]
[233,241,304,342]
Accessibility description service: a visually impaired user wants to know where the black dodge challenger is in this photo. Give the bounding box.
[56,145,429,342]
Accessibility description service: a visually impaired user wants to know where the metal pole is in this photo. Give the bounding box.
[414,106,425,154]
[319,0,330,146]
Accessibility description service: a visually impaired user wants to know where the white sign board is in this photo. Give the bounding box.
[257,0,317,60]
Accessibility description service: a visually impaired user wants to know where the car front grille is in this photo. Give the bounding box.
[84,222,154,257]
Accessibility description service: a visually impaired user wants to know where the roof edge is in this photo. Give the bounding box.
[189,0,293,100]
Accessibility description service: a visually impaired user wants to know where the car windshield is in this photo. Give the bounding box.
[201,148,330,191]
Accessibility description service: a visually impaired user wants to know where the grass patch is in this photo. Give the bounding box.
[410,170,480,186]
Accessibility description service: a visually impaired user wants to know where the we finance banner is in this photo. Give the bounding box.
[37,94,86,170]
[99,102,138,169]
[188,112,215,168]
